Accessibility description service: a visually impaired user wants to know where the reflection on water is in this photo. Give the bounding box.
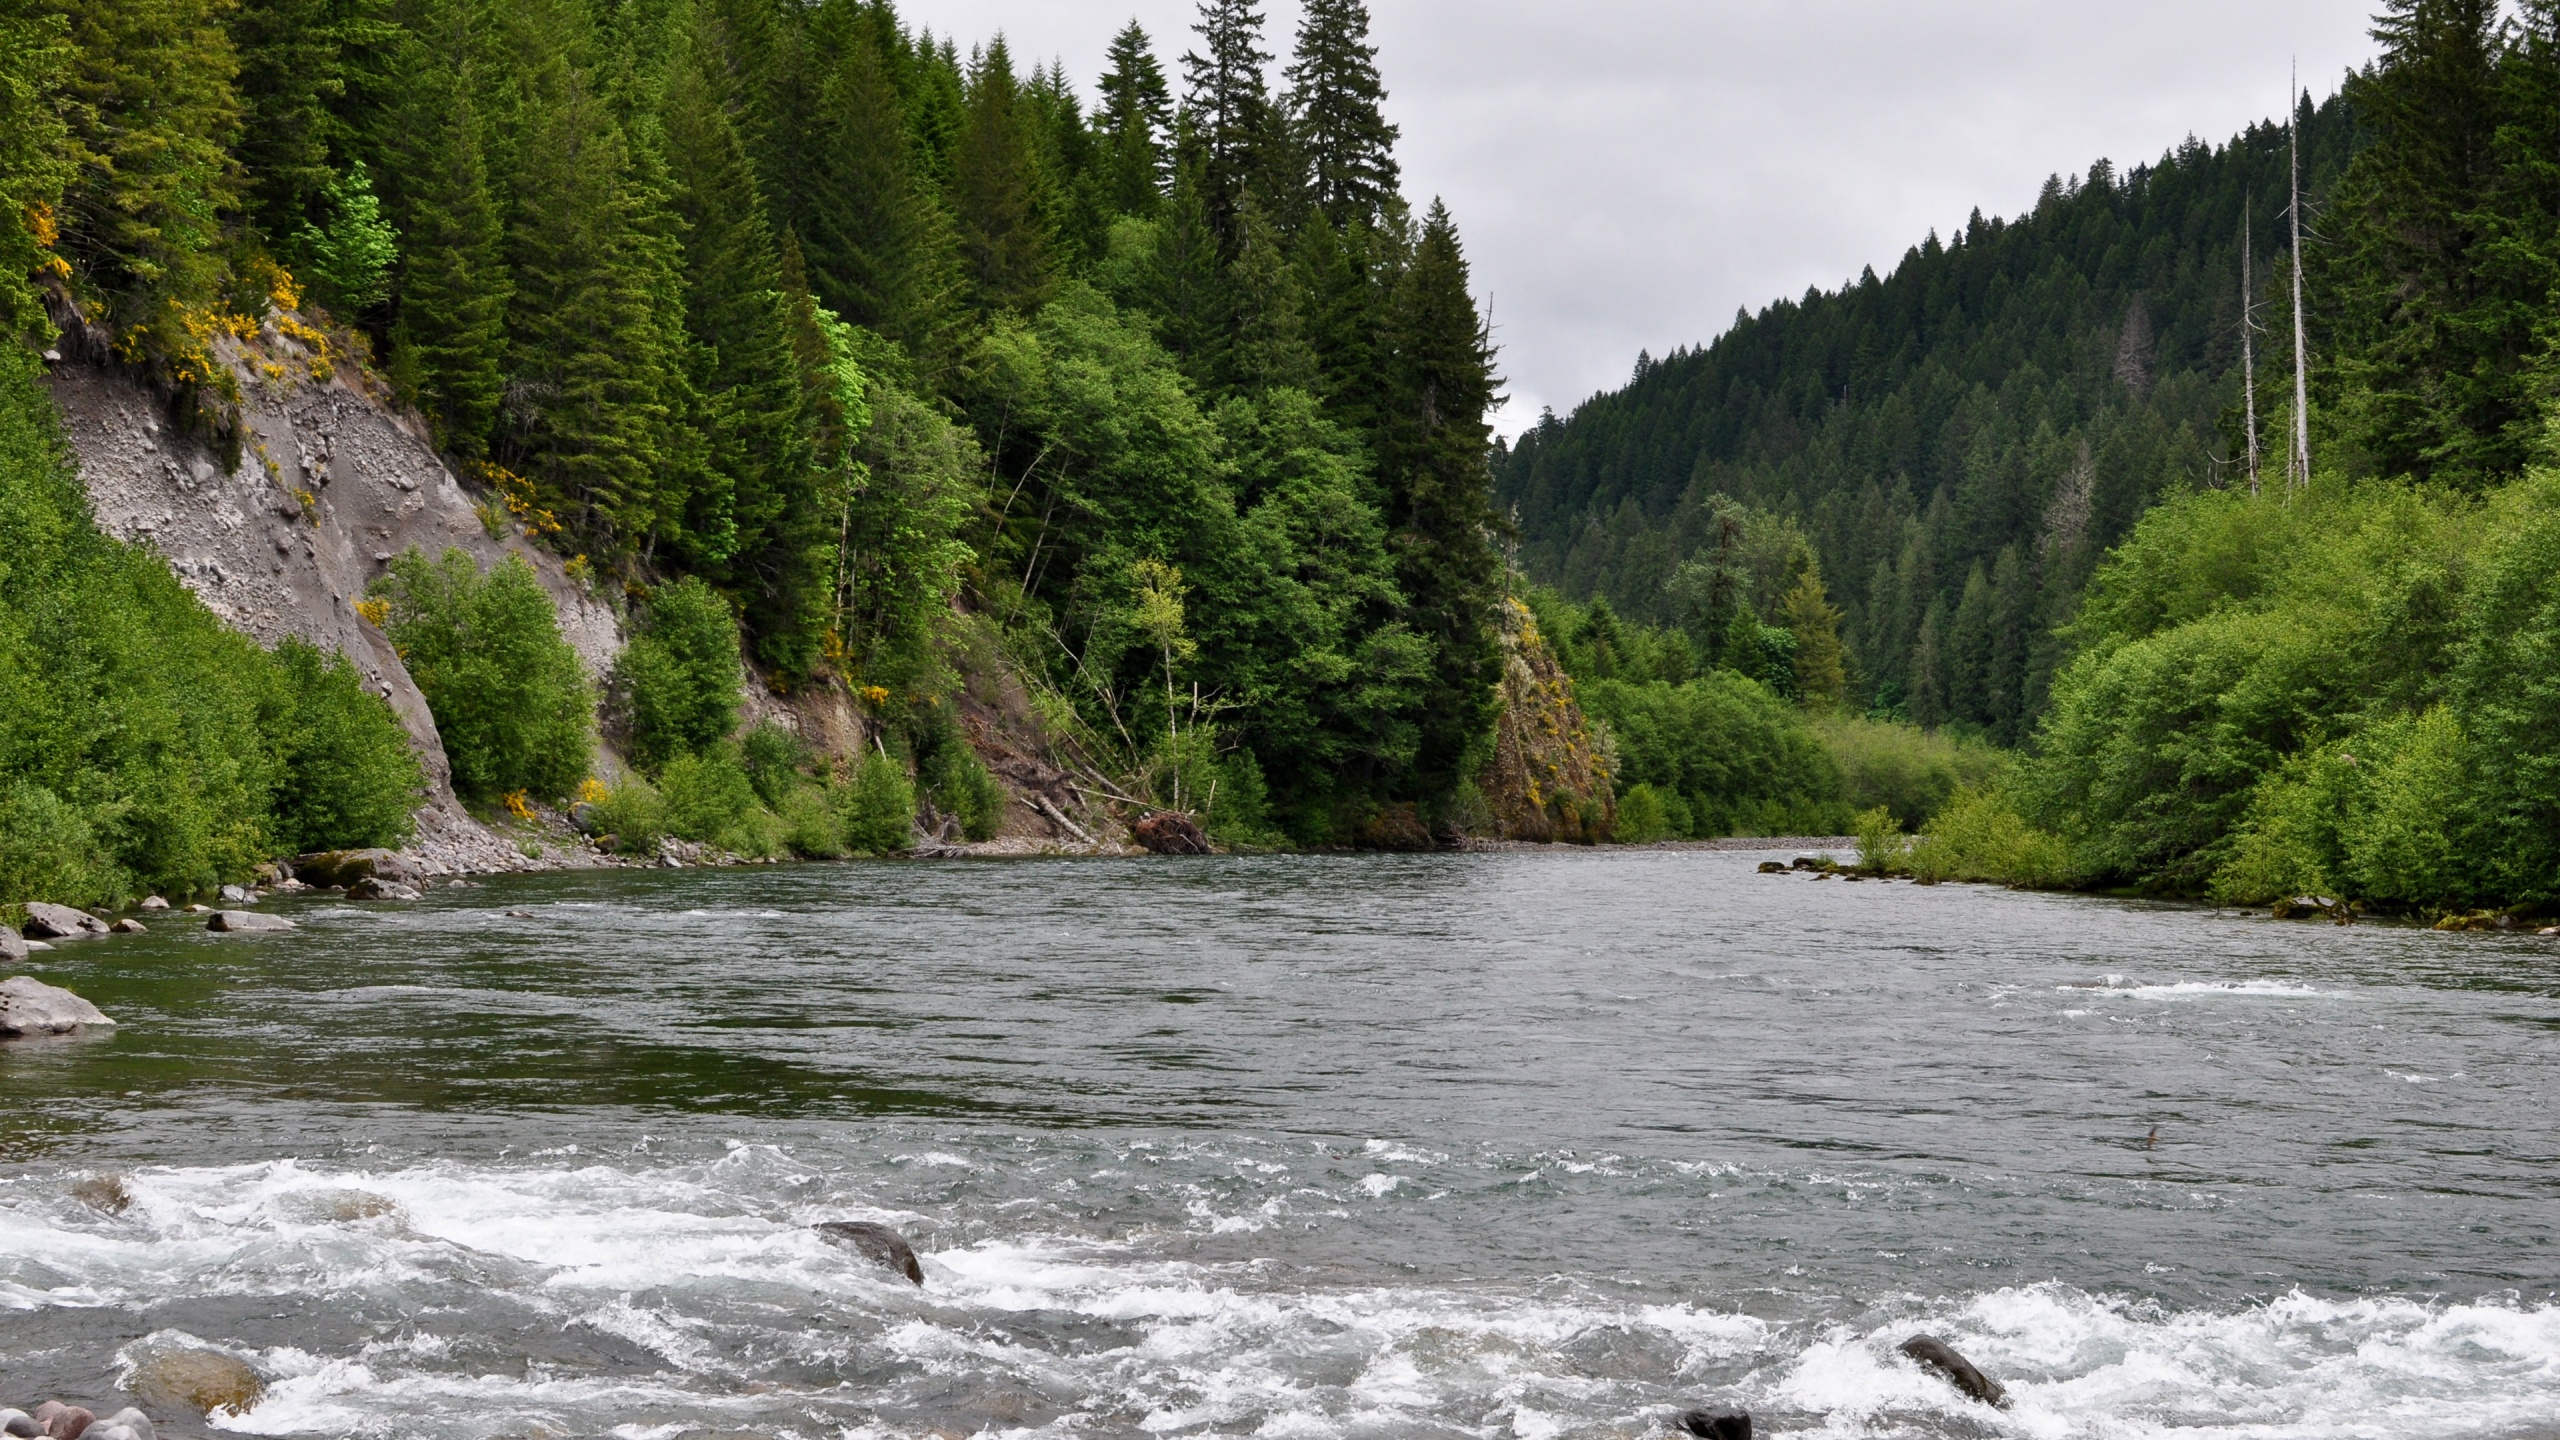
[3,852,2557,1436]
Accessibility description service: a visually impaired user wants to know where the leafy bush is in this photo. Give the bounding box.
[589,775,668,854]
[1817,716,2005,829]
[617,576,742,773]
[374,548,592,801]
[838,750,915,854]
[660,745,763,850]
[266,638,421,853]
[0,785,113,912]
[928,742,1007,841]
[1906,786,2076,888]
[1852,805,1905,875]
[778,785,845,858]
[739,720,806,808]
[1581,672,1847,836]
[1615,782,1673,843]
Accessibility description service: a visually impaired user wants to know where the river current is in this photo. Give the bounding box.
[3,850,2557,1438]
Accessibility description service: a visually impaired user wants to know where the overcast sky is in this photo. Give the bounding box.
[916,2,2382,434]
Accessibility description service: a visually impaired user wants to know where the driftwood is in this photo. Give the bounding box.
[1026,792,1096,845]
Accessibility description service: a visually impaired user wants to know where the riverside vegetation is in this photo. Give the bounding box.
[14,0,2554,924]
[1505,0,2560,921]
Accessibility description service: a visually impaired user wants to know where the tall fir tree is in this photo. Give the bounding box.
[1377,200,1502,802]
[953,39,1051,316]
[1181,0,1271,246]
[2324,0,2514,485]
[1224,192,1317,395]
[500,49,678,549]
[1146,138,1229,388]
[1096,20,1172,216]
[794,2,953,353]
[229,0,389,248]
[0,0,72,342]
[382,0,507,457]
[663,30,828,678]
[1285,0,1398,229]
[49,0,242,333]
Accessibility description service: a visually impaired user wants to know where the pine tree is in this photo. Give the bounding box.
[2325,0,2514,485]
[500,52,676,549]
[1223,192,1317,394]
[664,31,826,678]
[380,0,506,453]
[1780,568,1846,712]
[953,39,1051,316]
[1181,0,1272,245]
[1146,138,1228,385]
[794,4,952,349]
[50,0,242,331]
[1377,200,1501,800]
[1286,0,1398,228]
[0,0,72,342]
[1097,20,1172,215]
[230,0,389,247]
[1297,211,1386,435]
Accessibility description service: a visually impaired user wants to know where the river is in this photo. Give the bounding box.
[3,850,2556,1438]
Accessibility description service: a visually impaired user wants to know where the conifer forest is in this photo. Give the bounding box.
[6,0,2560,921]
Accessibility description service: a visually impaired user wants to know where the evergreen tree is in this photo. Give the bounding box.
[1780,568,1846,712]
[1377,200,1501,801]
[1286,0,1398,228]
[383,2,508,456]
[229,0,389,247]
[0,0,71,342]
[1146,140,1229,386]
[1096,20,1172,216]
[1223,192,1317,394]
[49,0,242,334]
[500,50,677,549]
[794,3,952,350]
[663,32,827,678]
[1181,0,1272,244]
[2324,0,2514,485]
[953,39,1052,315]
[1297,211,1387,435]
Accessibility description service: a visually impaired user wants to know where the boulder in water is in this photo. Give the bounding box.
[139,896,169,911]
[1756,861,1786,874]
[292,848,422,889]
[111,918,147,934]
[21,902,108,940]
[0,976,116,1037]
[1678,1409,1751,1439]
[208,910,295,933]
[1132,811,1212,855]
[347,876,422,901]
[217,884,255,904]
[127,1342,264,1417]
[1898,1334,2008,1407]
[815,1220,925,1284]
[71,1172,132,1213]
[0,1408,39,1438]
[0,926,25,963]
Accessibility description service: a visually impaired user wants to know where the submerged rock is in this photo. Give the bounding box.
[1132,811,1212,856]
[0,976,116,1037]
[347,876,423,901]
[127,1342,264,1418]
[1898,1334,2008,1407]
[1756,861,1786,874]
[70,1172,132,1213]
[208,910,295,933]
[21,902,108,940]
[816,1220,925,1285]
[1678,1410,1750,1439]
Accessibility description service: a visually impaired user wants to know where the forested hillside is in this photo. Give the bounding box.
[1499,95,2358,742]
[0,0,1514,869]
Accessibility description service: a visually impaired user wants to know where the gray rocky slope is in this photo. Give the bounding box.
[41,313,623,875]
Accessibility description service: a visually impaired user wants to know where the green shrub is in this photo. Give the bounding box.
[0,785,117,911]
[1582,672,1847,836]
[739,720,807,808]
[1659,787,1697,839]
[617,577,742,773]
[374,548,592,800]
[661,745,763,849]
[778,784,846,858]
[838,750,915,854]
[266,638,422,853]
[1818,716,2005,829]
[1853,805,1905,875]
[1615,782,1673,843]
[589,775,668,854]
[1906,786,2076,888]
[928,742,1007,841]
